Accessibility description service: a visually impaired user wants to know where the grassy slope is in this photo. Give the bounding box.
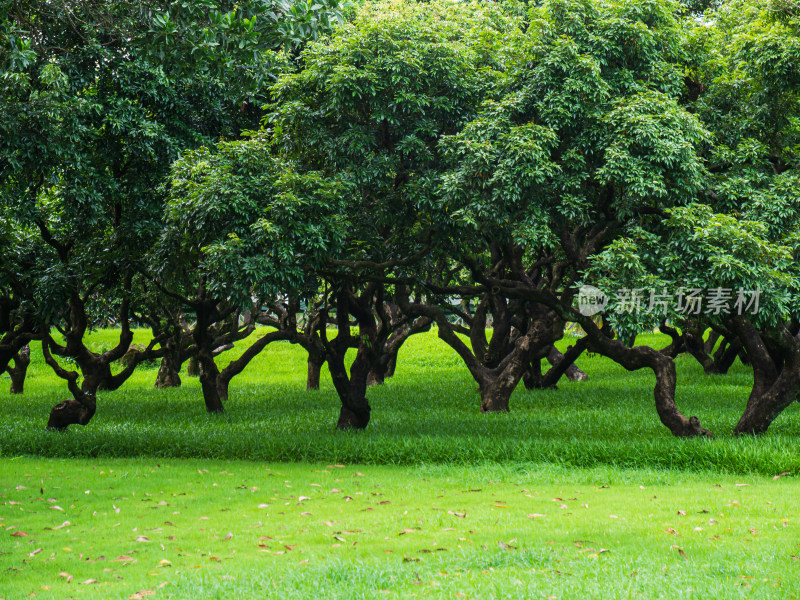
[0,329,798,473]
[1,459,799,599]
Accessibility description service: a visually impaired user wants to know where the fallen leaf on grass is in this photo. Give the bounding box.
[403,556,421,563]
[527,514,546,519]
[29,548,42,557]
[447,511,466,518]
[80,579,98,584]
[59,572,73,583]
[135,536,150,542]
[129,590,155,599]
[224,533,233,540]
[774,472,792,480]
[498,541,517,551]
[670,545,687,559]
[11,531,28,537]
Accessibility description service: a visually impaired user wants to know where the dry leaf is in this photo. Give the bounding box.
[135,536,150,542]
[670,545,687,559]
[80,579,98,584]
[497,541,517,551]
[11,531,29,537]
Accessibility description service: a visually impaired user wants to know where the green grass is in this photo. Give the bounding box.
[0,329,798,474]
[2,458,800,599]
[2,329,800,598]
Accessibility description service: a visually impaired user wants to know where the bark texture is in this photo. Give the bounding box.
[731,318,800,435]
[7,343,30,394]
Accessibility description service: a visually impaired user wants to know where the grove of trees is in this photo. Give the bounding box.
[1,0,798,437]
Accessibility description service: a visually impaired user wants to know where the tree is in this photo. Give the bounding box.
[263,0,520,427]
[0,1,285,428]
[421,0,714,435]
[157,138,349,412]
[604,0,800,435]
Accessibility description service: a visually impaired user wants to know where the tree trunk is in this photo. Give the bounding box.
[479,373,516,412]
[734,375,800,435]
[217,376,230,403]
[588,336,712,438]
[306,351,324,391]
[712,338,742,375]
[731,318,800,435]
[187,355,201,376]
[385,351,398,378]
[199,369,225,413]
[7,344,30,394]
[523,339,589,389]
[197,348,224,413]
[547,345,588,382]
[155,348,182,388]
[46,369,103,430]
[47,395,96,430]
[366,367,384,386]
[522,358,544,390]
[685,329,719,374]
[328,351,371,429]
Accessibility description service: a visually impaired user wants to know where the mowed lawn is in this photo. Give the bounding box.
[2,459,799,599]
[2,329,800,598]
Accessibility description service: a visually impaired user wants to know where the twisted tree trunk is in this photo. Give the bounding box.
[731,318,800,435]
[7,344,30,394]
[306,349,324,391]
